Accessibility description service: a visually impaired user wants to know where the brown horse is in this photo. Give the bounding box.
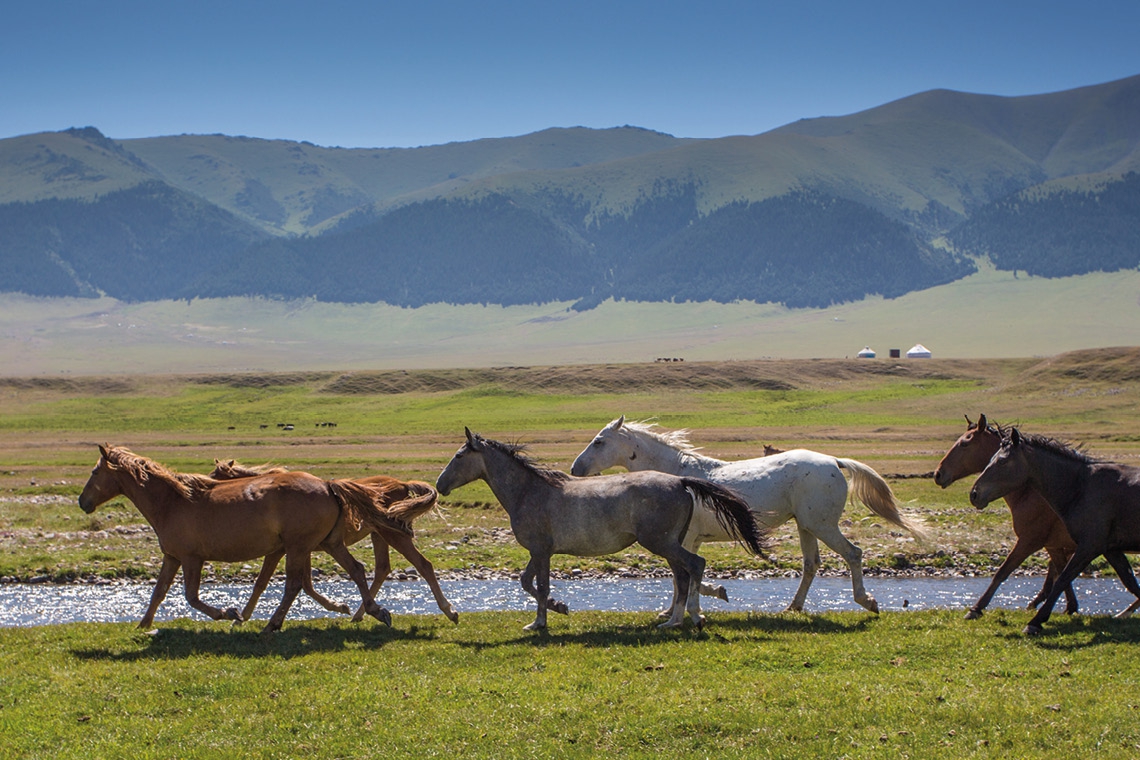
[934,414,1078,618]
[970,428,1140,635]
[78,445,397,633]
[210,460,457,624]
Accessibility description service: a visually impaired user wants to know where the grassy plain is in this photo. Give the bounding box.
[2,350,1140,757]
[2,267,1140,376]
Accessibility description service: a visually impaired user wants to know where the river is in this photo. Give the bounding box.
[2,576,1136,627]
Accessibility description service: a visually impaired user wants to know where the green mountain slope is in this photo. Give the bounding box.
[1,75,1138,307]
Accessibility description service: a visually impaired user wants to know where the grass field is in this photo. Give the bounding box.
[2,267,1139,376]
[2,350,1140,756]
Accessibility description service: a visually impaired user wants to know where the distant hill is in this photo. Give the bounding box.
[1,75,1138,308]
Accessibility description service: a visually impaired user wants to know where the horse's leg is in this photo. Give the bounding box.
[138,553,181,629]
[182,558,241,622]
[659,537,702,620]
[299,554,351,616]
[1036,547,1079,615]
[683,549,707,629]
[966,537,1042,619]
[1024,547,1100,635]
[263,552,306,634]
[812,524,877,613]
[385,532,459,623]
[520,553,561,631]
[240,550,284,623]
[785,527,821,612]
[656,553,694,629]
[323,540,392,627]
[352,532,391,623]
[1102,551,1140,620]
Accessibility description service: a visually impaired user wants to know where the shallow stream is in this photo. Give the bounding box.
[2,576,1135,627]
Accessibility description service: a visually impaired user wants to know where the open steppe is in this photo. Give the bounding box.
[3,346,1139,584]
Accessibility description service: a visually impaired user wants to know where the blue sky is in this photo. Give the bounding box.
[4,1,1139,148]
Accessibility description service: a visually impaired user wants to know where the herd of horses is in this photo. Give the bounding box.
[77,414,1140,637]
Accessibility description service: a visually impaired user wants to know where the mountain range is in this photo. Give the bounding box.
[1,74,1138,309]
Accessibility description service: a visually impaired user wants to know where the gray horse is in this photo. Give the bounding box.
[436,428,769,630]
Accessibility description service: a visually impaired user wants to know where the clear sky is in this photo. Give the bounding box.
[4,1,1139,149]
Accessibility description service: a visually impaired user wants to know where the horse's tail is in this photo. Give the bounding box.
[835,457,928,541]
[327,479,415,537]
[681,477,771,557]
[385,480,439,524]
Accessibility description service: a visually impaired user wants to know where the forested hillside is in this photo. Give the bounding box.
[1,75,1138,307]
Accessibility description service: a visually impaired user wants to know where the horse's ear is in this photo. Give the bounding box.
[607,416,624,431]
[464,427,481,450]
[1009,428,1021,446]
[964,414,973,427]
[98,444,109,458]
[977,413,987,430]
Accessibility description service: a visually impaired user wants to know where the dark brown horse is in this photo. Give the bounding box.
[970,428,1140,635]
[210,460,457,623]
[934,414,1078,618]
[79,445,397,632]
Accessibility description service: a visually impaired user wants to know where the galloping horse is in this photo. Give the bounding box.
[571,417,924,614]
[78,445,396,632]
[970,428,1140,635]
[209,460,458,623]
[934,414,1078,618]
[436,428,769,630]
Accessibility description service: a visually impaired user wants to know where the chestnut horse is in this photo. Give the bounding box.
[210,460,457,624]
[79,445,396,632]
[934,414,1078,618]
[970,428,1140,635]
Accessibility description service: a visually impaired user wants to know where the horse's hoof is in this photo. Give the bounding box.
[715,587,729,602]
[260,622,282,635]
[1023,624,1043,636]
[656,619,683,629]
[350,611,365,623]
[371,606,392,627]
[656,610,672,620]
[333,603,351,615]
[694,614,706,631]
[964,609,982,620]
[445,609,460,624]
[222,607,243,622]
[782,603,804,613]
[861,597,880,614]
[548,601,569,616]
[523,621,547,631]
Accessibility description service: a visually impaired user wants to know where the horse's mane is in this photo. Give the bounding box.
[477,436,571,486]
[211,460,289,479]
[103,446,215,499]
[1014,430,1097,465]
[618,420,707,461]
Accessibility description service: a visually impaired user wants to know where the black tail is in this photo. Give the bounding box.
[681,477,770,557]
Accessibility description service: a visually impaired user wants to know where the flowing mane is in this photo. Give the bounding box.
[620,420,708,463]
[479,436,571,487]
[103,445,216,499]
[1015,431,1097,465]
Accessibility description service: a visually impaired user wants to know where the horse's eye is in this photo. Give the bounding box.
[592,439,604,447]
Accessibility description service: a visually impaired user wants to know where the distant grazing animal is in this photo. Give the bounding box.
[78,445,395,633]
[934,414,1078,618]
[436,428,769,630]
[970,428,1140,635]
[571,417,924,614]
[210,460,456,624]
[762,445,784,456]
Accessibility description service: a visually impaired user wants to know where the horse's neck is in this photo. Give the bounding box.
[481,449,548,516]
[117,469,180,530]
[632,435,721,477]
[1024,447,1086,515]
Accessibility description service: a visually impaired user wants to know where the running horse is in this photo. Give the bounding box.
[571,417,924,614]
[78,445,397,632]
[934,414,1078,618]
[209,460,458,624]
[970,428,1140,635]
[436,428,769,630]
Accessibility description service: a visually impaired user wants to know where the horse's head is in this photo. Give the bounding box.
[436,428,489,496]
[969,428,1030,509]
[78,444,124,514]
[934,414,1002,488]
[570,416,635,476]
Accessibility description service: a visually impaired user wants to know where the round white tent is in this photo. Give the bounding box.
[906,343,932,359]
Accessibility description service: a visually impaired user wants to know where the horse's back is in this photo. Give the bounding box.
[706,449,847,517]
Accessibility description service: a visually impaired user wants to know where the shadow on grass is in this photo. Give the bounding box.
[998,613,1140,649]
[70,620,435,662]
[454,610,877,651]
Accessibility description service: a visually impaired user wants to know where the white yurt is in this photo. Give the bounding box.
[856,346,876,358]
[906,343,932,359]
